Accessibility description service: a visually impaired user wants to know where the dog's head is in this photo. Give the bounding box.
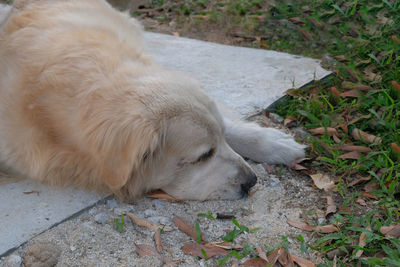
[100,71,257,201]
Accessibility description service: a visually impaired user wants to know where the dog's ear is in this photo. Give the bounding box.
[89,120,161,191]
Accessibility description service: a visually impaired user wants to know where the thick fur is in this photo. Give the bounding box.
[0,0,305,200]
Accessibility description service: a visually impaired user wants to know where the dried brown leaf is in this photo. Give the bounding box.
[315,225,338,233]
[127,212,173,231]
[298,28,312,41]
[391,143,400,154]
[321,196,337,217]
[308,127,338,136]
[340,89,361,98]
[284,116,297,127]
[332,134,341,144]
[181,243,229,258]
[392,81,400,92]
[333,55,348,62]
[392,35,400,43]
[289,17,304,24]
[342,81,372,91]
[364,181,379,192]
[345,68,359,82]
[267,247,284,265]
[173,217,204,241]
[136,244,160,258]
[206,241,243,250]
[256,246,270,263]
[380,224,400,237]
[361,191,379,200]
[291,254,316,267]
[154,228,163,253]
[278,249,295,267]
[147,190,180,202]
[291,163,308,171]
[262,163,276,174]
[337,145,372,153]
[243,258,268,267]
[287,219,314,231]
[356,228,370,257]
[356,198,367,206]
[309,173,335,191]
[338,151,360,160]
[330,87,341,97]
[349,175,371,187]
[352,128,382,143]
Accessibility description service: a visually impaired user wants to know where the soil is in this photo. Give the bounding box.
[0,116,328,267]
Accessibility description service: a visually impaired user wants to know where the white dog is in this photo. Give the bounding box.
[0,0,305,200]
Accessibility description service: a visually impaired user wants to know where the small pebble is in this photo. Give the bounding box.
[144,209,157,217]
[107,199,118,209]
[317,218,325,225]
[3,254,22,267]
[147,216,172,226]
[94,213,107,224]
[113,208,127,216]
[269,177,282,187]
[153,200,165,209]
[70,246,76,252]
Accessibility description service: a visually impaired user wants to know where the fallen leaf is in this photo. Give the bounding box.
[136,244,160,258]
[256,246,270,263]
[392,81,400,92]
[338,151,360,160]
[23,190,40,196]
[340,89,361,98]
[181,243,229,258]
[136,244,179,266]
[333,55,348,62]
[321,196,337,217]
[380,224,400,237]
[361,192,379,200]
[291,254,316,267]
[315,225,339,233]
[289,17,304,24]
[352,128,382,143]
[267,247,284,265]
[308,127,338,136]
[392,35,400,43]
[243,258,269,267]
[337,145,372,153]
[330,87,341,97]
[348,114,371,125]
[127,212,173,231]
[291,163,309,171]
[309,173,335,191]
[298,28,312,41]
[332,134,341,144]
[391,143,400,154]
[278,248,295,267]
[348,176,370,187]
[356,198,367,206]
[287,219,314,231]
[364,181,379,192]
[355,231,367,257]
[341,82,372,91]
[173,217,204,241]
[147,190,180,202]
[206,241,243,250]
[154,228,163,253]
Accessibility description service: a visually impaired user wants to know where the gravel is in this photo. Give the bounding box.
[0,116,325,266]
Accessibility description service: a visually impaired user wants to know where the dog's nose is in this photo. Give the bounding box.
[240,174,257,196]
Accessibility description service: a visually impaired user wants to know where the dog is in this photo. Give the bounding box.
[0,0,305,201]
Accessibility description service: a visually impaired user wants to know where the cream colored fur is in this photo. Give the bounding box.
[0,0,304,200]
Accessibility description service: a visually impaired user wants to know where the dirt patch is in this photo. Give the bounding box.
[0,116,326,267]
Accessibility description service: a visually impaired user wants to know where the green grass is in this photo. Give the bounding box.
[133,0,400,265]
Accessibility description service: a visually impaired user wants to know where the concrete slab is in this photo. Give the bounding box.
[144,32,331,116]
[0,3,331,257]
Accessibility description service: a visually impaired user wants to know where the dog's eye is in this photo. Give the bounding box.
[194,148,215,163]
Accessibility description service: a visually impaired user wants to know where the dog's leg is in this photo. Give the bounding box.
[219,105,306,165]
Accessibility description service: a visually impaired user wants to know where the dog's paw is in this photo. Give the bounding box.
[229,126,306,165]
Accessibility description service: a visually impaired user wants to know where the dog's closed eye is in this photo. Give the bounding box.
[193,148,215,164]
